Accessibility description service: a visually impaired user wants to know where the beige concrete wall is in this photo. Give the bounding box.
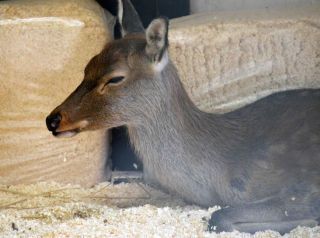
[169,4,320,113]
[1,0,319,186]
[0,0,114,186]
[190,0,320,14]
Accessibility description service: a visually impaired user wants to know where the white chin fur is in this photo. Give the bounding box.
[55,131,77,138]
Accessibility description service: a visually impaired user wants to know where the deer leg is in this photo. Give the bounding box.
[208,196,319,235]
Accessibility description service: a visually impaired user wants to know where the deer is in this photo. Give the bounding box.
[46,0,320,234]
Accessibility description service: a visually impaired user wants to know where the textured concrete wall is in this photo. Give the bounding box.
[0,0,114,186]
[190,0,320,14]
[1,0,320,186]
[169,4,320,113]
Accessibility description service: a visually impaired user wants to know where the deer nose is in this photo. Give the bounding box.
[46,113,62,131]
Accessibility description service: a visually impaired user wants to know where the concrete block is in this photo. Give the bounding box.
[169,5,320,112]
[190,0,320,14]
[0,0,114,186]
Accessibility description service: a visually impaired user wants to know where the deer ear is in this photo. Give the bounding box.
[117,0,144,37]
[146,17,169,67]
[103,9,117,38]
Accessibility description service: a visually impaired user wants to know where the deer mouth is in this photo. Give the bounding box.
[52,128,80,138]
[51,120,89,138]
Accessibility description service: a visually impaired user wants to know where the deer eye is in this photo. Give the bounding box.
[107,76,125,85]
[97,76,126,94]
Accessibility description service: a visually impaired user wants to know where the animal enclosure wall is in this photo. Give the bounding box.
[169,4,320,113]
[190,0,320,14]
[0,0,320,186]
[0,0,113,186]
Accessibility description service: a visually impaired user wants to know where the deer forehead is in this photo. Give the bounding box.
[84,49,127,81]
[85,36,162,82]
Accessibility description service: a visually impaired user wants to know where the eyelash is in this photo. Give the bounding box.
[107,76,125,85]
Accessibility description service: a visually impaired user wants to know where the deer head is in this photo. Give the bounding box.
[46,0,171,138]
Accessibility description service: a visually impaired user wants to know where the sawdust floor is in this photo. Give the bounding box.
[0,182,319,238]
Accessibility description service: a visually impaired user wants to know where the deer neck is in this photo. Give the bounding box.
[127,63,234,165]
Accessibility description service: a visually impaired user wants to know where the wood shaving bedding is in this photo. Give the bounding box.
[0,182,319,238]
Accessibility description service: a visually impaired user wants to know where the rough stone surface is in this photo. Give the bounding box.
[169,5,320,113]
[190,0,320,14]
[0,0,114,186]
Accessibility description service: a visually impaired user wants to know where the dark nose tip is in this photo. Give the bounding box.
[46,113,62,131]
